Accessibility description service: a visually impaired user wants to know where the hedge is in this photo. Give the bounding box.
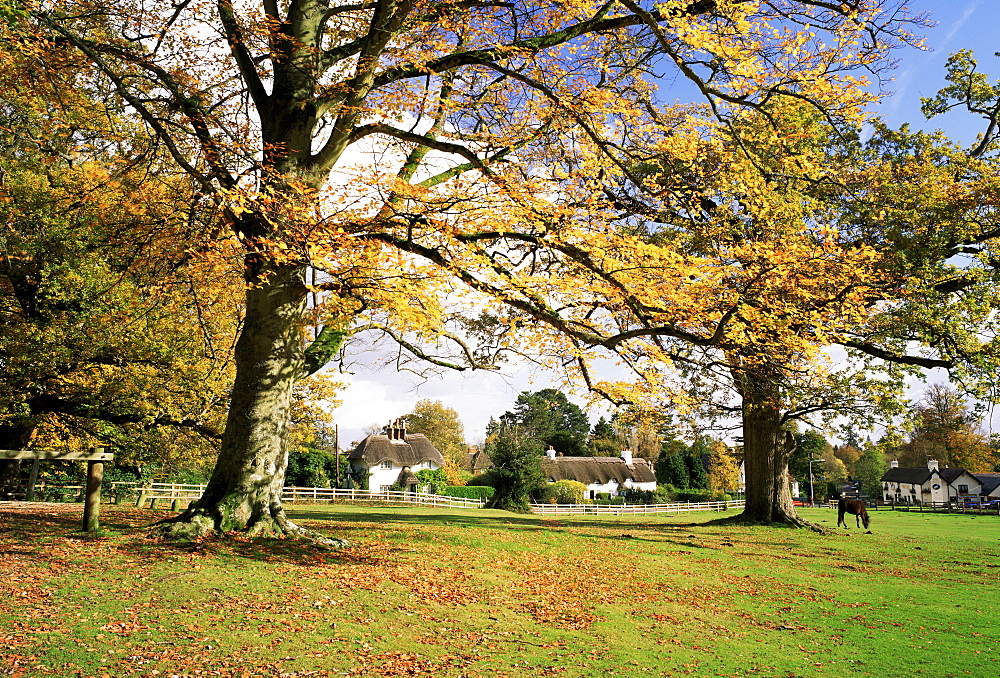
[440,485,495,500]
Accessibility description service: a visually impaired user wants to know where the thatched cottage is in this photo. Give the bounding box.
[348,419,445,492]
[541,447,656,499]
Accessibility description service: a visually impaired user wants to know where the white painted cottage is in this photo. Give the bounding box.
[348,419,445,492]
[881,459,981,505]
[540,447,657,499]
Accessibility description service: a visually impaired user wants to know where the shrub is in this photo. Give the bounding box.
[286,450,335,487]
[538,480,587,504]
[286,448,354,488]
[466,471,497,487]
[653,485,675,503]
[415,468,449,493]
[671,488,729,502]
[162,467,210,485]
[440,485,495,500]
[620,487,655,504]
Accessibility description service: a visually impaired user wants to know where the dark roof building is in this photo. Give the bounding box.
[881,459,983,505]
[974,473,1000,498]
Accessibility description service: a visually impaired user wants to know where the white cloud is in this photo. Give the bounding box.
[328,363,573,449]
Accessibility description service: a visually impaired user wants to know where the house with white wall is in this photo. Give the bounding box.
[972,473,1000,502]
[881,459,981,505]
[348,419,445,492]
[540,447,657,499]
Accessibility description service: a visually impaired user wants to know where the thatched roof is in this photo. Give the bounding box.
[466,448,492,473]
[396,467,420,486]
[541,456,655,485]
[349,433,445,468]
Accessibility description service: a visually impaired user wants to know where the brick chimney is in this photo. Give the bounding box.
[890,460,899,468]
[620,449,633,464]
[546,446,557,459]
[386,418,407,441]
[928,459,939,471]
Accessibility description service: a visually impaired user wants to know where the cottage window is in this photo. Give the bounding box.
[959,484,969,495]
[380,460,393,470]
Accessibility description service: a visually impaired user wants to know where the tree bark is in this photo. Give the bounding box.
[731,366,817,529]
[155,262,346,545]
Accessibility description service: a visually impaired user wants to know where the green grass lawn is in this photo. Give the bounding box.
[1,502,998,677]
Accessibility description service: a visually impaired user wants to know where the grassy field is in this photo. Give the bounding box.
[1,502,998,677]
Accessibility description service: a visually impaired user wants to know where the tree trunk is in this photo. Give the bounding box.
[155,262,346,545]
[0,420,36,498]
[732,366,817,529]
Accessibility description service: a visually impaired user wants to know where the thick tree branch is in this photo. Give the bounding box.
[26,394,223,440]
[840,339,954,369]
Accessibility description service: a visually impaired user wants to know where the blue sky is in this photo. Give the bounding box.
[878,1,999,141]
[331,2,1000,448]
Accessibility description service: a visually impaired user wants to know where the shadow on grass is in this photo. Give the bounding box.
[0,503,152,534]
[286,506,746,550]
[0,501,751,566]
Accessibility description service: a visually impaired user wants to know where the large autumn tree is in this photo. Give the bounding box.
[0,27,238,471]
[587,59,1000,526]
[14,0,920,539]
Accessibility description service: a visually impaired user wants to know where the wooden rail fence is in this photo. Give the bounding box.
[131,484,745,515]
[134,484,487,510]
[529,500,744,515]
[0,447,113,531]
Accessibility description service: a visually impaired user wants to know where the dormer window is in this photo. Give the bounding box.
[380,460,393,470]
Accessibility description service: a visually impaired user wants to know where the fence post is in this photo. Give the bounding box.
[25,459,40,501]
[82,448,105,532]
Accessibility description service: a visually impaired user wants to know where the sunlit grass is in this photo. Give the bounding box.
[1,503,998,676]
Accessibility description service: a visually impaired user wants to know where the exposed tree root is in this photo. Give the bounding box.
[150,502,349,547]
[710,511,830,534]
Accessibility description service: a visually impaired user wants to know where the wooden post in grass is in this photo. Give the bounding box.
[0,447,113,531]
[26,459,40,501]
[82,447,106,532]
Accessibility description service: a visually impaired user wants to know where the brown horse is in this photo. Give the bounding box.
[837,498,870,529]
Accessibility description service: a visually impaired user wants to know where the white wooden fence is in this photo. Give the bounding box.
[134,483,485,509]
[133,483,743,515]
[530,500,744,515]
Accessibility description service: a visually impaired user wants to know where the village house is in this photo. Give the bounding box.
[540,447,657,499]
[464,446,492,476]
[971,473,1000,503]
[348,419,445,492]
[880,459,982,505]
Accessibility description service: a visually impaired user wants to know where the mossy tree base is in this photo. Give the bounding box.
[151,497,349,547]
[714,509,828,534]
